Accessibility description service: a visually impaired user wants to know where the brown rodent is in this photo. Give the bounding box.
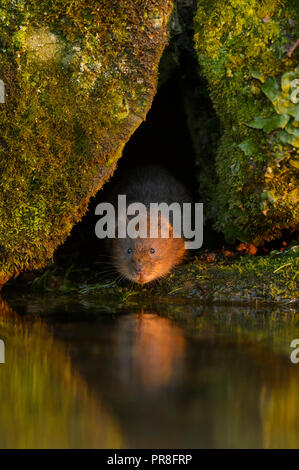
[105,165,192,285]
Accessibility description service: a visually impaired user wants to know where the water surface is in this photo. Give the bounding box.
[0,295,298,448]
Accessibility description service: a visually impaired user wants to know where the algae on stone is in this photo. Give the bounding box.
[0,0,174,287]
[194,0,299,245]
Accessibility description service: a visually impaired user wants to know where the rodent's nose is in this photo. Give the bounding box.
[136,269,146,284]
[135,264,144,275]
[135,266,146,281]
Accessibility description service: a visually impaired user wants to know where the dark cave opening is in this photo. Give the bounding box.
[114,75,198,193]
[55,72,219,269]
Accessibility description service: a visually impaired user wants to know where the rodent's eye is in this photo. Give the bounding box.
[150,248,155,254]
[127,248,132,254]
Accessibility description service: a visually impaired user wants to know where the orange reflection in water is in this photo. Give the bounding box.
[134,313,186,388]
[116,312,186,389]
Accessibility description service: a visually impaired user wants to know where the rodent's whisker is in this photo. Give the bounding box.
[95,260,114,265]
[100,266,117,271]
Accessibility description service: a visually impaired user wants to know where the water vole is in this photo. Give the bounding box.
[106,165,192,285]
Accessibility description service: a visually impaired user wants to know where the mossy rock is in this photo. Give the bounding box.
[194,0,299,245]
[10,244,298,306]
[0,0,174,288]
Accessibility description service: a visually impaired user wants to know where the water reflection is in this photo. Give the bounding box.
[0,296,299,448]
[0,299,122,449]
[114,313,186,389]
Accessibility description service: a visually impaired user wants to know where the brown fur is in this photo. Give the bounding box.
[106,165,192,285]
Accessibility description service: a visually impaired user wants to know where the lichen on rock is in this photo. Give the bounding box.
[0,0,174,287]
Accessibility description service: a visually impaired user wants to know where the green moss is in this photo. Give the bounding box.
[163,249,298,304]
[10,245,298,306]
[0,0,174,287]
[194,0,299,244]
